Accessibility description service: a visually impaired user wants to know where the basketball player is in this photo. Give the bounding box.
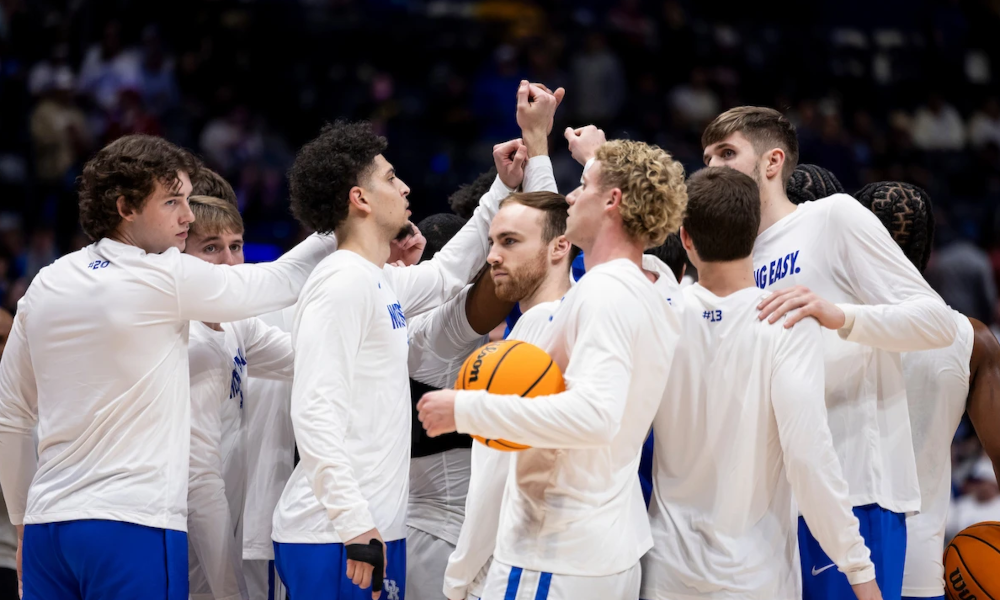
[191,167,239,207]
[851,182,1000,600]
[438,191,577,600]
[0,134,338,600]
[640,166,879,600]
[271,81,563,600]
[184,195,306,600]
[407,122,559,600]
[418,137,687,600]
[0,309,18,600]
[701,107,957,600]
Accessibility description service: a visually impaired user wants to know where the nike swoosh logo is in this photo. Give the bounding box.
[811,564,836,576]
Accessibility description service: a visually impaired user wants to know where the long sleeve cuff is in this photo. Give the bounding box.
[844,564,876,586]
[332,506,377,543]
[836,303,858,340]
[454,390,479,436]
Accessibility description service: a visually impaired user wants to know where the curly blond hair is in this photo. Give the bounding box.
[594,140,687,247]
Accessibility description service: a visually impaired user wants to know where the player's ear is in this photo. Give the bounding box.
[348,185,372,216]
[117,196,138,221]
[764,148,785,181]
[679,226,695,253]
[550,235,571,262]
[605,187,622,211]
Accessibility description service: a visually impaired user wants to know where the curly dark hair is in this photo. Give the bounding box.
[787,164,845,205]
[645,232,686,282]
[78,135,201,241]
[448,167,498,219]
[288,120,388,233]
[416,213,466,263]
[855,181,935,272]
[190,167,238,207]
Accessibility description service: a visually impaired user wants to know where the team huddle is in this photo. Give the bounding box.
[0,80,997,600]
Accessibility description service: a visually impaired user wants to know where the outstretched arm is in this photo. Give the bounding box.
[966,318,1000,483]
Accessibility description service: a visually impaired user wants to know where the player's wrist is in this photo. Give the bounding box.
[522,130,549,157]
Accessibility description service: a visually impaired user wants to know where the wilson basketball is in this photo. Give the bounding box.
[455,340,565,451]
[944,521,1000,600]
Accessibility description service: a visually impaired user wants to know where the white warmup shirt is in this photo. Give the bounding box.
[752,194,956,514]
[273,167,530,545]
[444,299,561,600]
[641,284,874,600]
[407,285,486,548]
[0,234,336,532]
[0,494,15,571]
[188,318,295,600]
[454,259,679,577]
[242,306,296,562]
[902,310,974,598]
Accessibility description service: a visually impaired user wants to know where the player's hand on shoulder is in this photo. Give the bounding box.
[345,527,387,600]
[388,224,426,267]
[564,124,606,165]
[850,579,882,600]
[493,138,528,190]
[756,285,846,330]
[416,389,458,437]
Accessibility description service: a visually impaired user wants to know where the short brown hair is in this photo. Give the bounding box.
[683,167,760,262]
[500,191,570,243]
[190,168,237,207]
[189,195,244,238]
[594,140,687,247]
[79,135,201,241]
[702,106,799,187]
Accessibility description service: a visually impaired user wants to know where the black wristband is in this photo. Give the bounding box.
[346,539,385,592]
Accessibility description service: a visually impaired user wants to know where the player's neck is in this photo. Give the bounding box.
[758,186,797,235]
[696,257,757,297]
[336,221,391,267]
[582,228,644,273]
[520,268,571,312]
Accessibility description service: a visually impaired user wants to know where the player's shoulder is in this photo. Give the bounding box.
[814,192,878,226]
[306,251,381,293]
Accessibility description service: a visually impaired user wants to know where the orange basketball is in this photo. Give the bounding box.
[455,340,565,451]
[944,521,1000,600]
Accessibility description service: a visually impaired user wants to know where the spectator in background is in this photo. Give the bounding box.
[571,32,626,124]
[946,455,1000,542]
[199,105,264,176]
[78,20,141,113]
[969,97,1000,149]
[669,67,720,130]
[925,217,998,326]
[911,93,966,151]
[27,43,72,98]
[137,26,179,118]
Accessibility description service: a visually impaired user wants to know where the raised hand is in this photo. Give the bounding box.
[516,80,565,157]
[564,125,607,166]
[492,138,528,190]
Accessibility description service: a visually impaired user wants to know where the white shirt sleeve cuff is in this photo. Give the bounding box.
[836,303,858,340]
[844,565,876,586]
[583,157,596,175]
[332,507,377,543]
[491,175,516,196]
[454,390,481,435]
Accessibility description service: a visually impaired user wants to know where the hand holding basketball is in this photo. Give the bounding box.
[417,390,458,438]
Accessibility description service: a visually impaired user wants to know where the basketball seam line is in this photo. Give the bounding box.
[486,342,524,392]
[521,359,554,397]
[952,540,997,600]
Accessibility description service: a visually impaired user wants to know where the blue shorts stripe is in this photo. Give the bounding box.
[534,572,553,600]
[504,566,524,600]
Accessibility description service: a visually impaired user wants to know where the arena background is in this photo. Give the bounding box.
[2,0,999,530]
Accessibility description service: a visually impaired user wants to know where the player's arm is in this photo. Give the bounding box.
[423,278,653,448]
[465,266,516,336]
[187,352,248,600]
[443,445,510,600]
[238,317,294,382]
[0,305,39,530]
[770,317,879,596]
[385,84,560,317]
[292,271,385,594]
[175,232,338,324]
[966,318,1000,483]
[408,285,489,390]
[762,196,955,351]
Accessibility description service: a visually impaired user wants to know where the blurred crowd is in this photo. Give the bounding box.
[0,0,998,532]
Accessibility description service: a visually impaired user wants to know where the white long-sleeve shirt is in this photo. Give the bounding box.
[187,318,294,600]
[241,306,297,562]
[444,300,560,600]
[0,234,336,532]
[272,170,520,545]
[752,194,956,514]
[641,284,874,600]
[902,310,974,598]
[453,259,678,576]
